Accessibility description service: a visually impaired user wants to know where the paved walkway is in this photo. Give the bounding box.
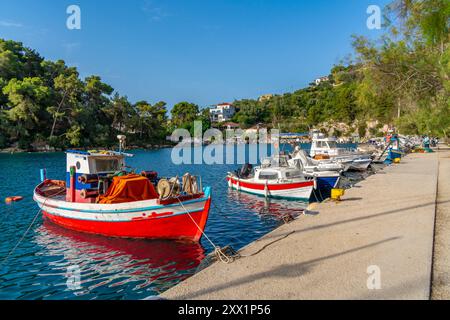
[162,149,447,300]
[431,146,450,299]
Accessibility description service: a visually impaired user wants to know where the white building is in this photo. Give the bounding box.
[209,103,236,123]
[315,76,329,86]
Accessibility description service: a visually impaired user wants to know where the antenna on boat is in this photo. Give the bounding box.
[117,135,127,154]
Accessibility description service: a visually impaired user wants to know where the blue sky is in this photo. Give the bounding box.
[0,0,390,108]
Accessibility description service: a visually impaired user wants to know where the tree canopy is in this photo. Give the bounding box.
[1,0,449,151]
[0,39,171,150]
[230,0,449,138]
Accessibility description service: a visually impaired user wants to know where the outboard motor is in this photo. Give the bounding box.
[238,163,253,178]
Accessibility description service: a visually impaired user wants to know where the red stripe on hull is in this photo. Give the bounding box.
[42,198,211,242]
[227,177,313,191]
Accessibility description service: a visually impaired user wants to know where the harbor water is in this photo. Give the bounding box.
[0,144,366,300]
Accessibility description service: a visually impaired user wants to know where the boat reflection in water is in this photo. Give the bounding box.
[227,189,308,223]
[34,221,205,299]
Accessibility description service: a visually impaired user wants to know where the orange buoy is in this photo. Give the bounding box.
[5,196,23,203]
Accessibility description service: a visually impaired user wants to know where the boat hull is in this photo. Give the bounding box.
[34,186,212,242]
[349,159,372,171]
[317,175,340,191]
[227,176,313,201]
[384,149,403,164]
[310,176,340,201]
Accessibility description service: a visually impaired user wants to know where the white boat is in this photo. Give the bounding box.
[226,156,314,201]
[310,133,373,171]
[287,148,341,200]
[289,148,347,172]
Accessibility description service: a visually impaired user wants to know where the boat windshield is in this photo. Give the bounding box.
[261,156,289,168]
[316,141,328,148]
[285,171,303,178]
[258,172,279,180]
[327,141,338,149]
[94,158,121,173]
[277,156,289,167]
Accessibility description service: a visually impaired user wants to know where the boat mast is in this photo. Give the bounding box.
[117,135,126,154]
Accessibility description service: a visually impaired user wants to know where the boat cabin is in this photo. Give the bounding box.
[65,150,129,203]
[254,155,304,182]
[254,167,304,182]
[310,134,341,157]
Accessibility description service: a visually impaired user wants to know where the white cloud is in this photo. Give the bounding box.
[142,0,170,21]
[0,20,23,28]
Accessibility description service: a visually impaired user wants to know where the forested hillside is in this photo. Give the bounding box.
[1,0,448,151]
[231,0,450,139]
[0,39,172,150]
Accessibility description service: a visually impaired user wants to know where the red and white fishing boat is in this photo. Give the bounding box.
[226,156,314,201]
[33,147,211,242]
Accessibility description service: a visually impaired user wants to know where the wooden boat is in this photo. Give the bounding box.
[383,135,404,164]
[226,156,314,201]
[33,150,211,242]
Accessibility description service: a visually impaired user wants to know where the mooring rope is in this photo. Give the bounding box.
[176,197,236,264]
[0,188,65,266]
[0,208,42,265]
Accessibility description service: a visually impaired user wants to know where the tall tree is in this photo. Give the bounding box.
[2,77,50,147]
[48,71,84,139]
[103,93,135,138]
[171,101,200,129]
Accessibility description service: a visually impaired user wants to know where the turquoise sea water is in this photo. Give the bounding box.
[0,144,359,300]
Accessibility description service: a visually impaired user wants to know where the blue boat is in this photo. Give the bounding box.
[383,136,403,164]
[384,148,403,164]
[309,173,341,202]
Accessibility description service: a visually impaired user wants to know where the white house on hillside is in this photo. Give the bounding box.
[209,103,236,122]
[315,76,329,86]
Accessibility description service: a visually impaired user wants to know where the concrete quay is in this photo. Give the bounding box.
[162,147,450,300]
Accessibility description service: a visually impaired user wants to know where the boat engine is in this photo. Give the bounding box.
[238,163,253,178]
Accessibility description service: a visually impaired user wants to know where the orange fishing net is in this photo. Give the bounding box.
[97,174,159,204]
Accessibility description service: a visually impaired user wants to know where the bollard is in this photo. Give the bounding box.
[331,188,345,201]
